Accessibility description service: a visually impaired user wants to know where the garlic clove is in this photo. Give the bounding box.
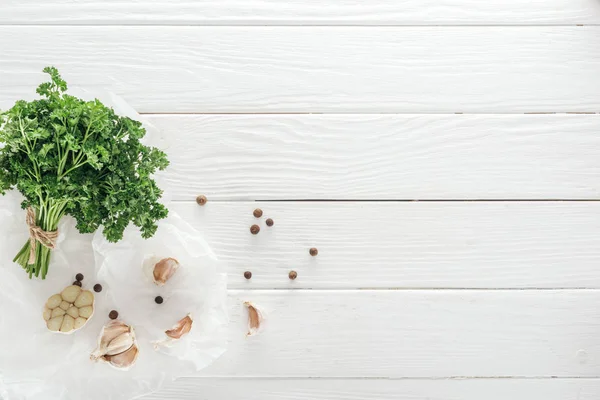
[244,301,264,337]
[43,308,52,321]
[74,317,87,329]
[79,306,93,318]
[61,285,82,303]
[104,344,139,370]
[67,306,79,318]
[100,320,131,345]
[59,301,70,311]
[47,316,64,332]
[152,314,194,349]
[51,307,66,318]
[165,314,193,339]
[46,294,62,309]
[106,332,136,356]
[74,290,94,308]
[153,257,180,286]
[60,315,75,333]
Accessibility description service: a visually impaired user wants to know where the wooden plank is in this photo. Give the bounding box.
[197,290,600,377]
[143,378,600,400]
[2,0,600,25]
[171,202,600,289]
[148,114,600,200]
[1,27,600,113]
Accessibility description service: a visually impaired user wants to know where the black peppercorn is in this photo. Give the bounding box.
[244,271,252,279]
[72,281,82,287]
[196,195,207,206]
[309,248,319,257]
[253,208,263,218]
[109,310,119,320]
[289,270,298,280]
[250,224,260,235]
[265,218,274,227]
[75,273,84,281]
[93,284,103,293]
[155,296,164,304]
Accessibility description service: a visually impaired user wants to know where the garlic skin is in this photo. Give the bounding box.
[153,314,193,349]
[152,257,179,286]
[244,302,265,337]
[91,320,139,371]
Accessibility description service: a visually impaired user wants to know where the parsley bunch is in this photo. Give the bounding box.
[0,67,169,279]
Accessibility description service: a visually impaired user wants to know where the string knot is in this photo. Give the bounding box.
[25,207,59,264]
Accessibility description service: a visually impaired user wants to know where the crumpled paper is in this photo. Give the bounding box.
[0,90,228,400]
[0,192,228,400]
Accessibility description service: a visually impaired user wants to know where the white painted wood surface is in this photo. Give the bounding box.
[169,202,600,289]
[2,27,600,113]
[155,290,600,377]
[150,114,600,200]
[144,378,600,400]
[2,0,600,25]
[3,1,600,399]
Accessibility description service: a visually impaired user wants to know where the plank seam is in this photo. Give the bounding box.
[187,376,600,380]
[139,112,600,115]
[0,24,596,27]
[171,199,600,203]
[227,289,600,293]
[226,287,600,291]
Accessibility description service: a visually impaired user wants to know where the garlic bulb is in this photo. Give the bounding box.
[43,285,94,334]
[244,302,264,337]
[153,314,193,349]
[91,320,139,370]
[152,257,179,286]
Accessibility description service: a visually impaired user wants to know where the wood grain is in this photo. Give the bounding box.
[171,201,600,289]
[2,0,600,25]
[2,27,600,113]
[196,290,600,377]
[143,378,600,400]
[146,114,600,200]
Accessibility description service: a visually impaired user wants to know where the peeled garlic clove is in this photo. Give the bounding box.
[79,306,93,318]
[51,307,66,318]
[47,316,64,332]
[244,301,264,337]
[165,314,193,339]
[43,308,52,321]
[104,344,139,370]
[153,257,179,286]
[67,306,79,318]
[74,317,87,329]
[59,301,70,311]
[61,285,82,303]
[74,290,94,307]
[60,315,75,332]
[46,294,62,309]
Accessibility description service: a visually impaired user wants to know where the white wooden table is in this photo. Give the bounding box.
[2,1,600,398]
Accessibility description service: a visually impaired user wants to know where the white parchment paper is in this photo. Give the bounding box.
[0,191,228,400]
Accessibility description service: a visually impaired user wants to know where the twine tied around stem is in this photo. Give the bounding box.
[25,207,59,264]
